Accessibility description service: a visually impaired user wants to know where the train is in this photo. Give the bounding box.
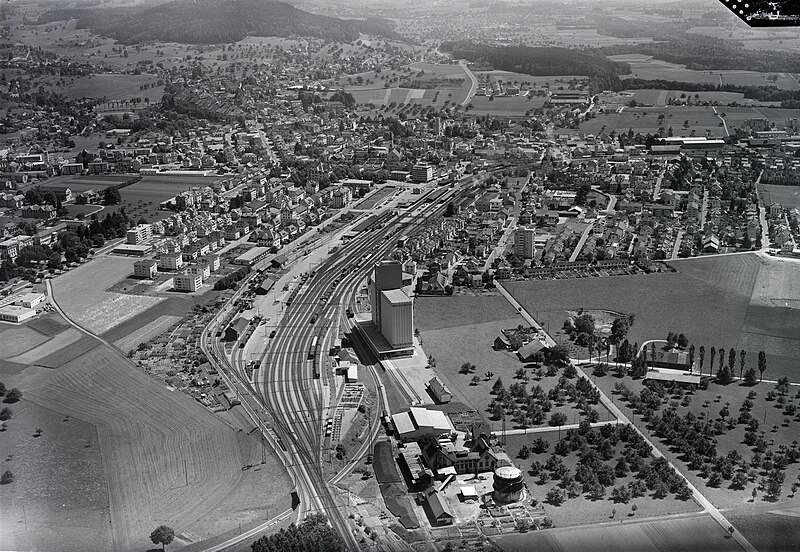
[308,335,318,360]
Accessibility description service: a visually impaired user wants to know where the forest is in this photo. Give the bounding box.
[38,0,400,45]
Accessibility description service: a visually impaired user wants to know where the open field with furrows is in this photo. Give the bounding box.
[501,429,701,528]
[467,96,546,117]
[51,255,165,335]
[496,513,740,552]
[0,401,111,552]
[415,296,615,431]
[2,344,290,552]
[610,55,800,91]
[727,509,800,552]
[760,184,800,209]
[0,315,100,371]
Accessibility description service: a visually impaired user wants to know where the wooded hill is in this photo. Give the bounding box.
[39,0,400,44]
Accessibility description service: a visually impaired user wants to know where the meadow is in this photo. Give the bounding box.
[760,184,800,209]
[610,55,800,91]
[496,513,740,552]
[467,96,546,117]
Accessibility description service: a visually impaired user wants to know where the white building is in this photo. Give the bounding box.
[133,259,158,279]
[514,226,536,259]
[379,288,413,349]
[174,272,202,292]
[412,163,433,183]
[392,407,455,440]
[16,292,45,309]
[0,305,36,323]
[127,224,153,245]
[158,252,184,271]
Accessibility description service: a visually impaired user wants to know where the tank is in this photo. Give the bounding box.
[492,465,524,504]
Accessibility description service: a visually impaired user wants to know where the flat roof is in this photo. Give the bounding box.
[235,246,270,262]
[381,288,412,305]
[392,411,416,435]
[645,368,701,385]
[0,305,35,314]
[113,244,152,252]
[410,407,452,431]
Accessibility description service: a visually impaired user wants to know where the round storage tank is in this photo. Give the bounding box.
[492,465,524,504]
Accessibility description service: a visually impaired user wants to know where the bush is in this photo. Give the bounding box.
[4,388,21,403]
[0,470,12,485]
[0,407,11,421]
[549,412,568,426]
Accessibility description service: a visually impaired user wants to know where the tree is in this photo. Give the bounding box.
[546,487,565,506]
[739,350,746,380]
[758,351,767,381]
[470,375,481,386]
[699,346,705,375]
[744,368,758,386]
[103,186,121,205]
[251,514,345,552]
[728,349,737,377]
[550,412,568,427]
[0,407,11,421]
[0,470,12,485]
[150,525,175,551]
[4,388,21,403]
[710,347,716,375]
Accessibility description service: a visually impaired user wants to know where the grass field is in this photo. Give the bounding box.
[610,55,800,91]
[621,88,770,107]
[467,96,546,117]
[52,255,165,335]
[118,175,221,222]
[727,510,800,552]
[474,71,589,87]
[1,342,290,551]
[415,295,615,431]
[505,253,800,380]
[760,184,800,209]
[496,513,740,552]
[53,74,163,102]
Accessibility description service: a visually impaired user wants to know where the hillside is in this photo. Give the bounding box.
[39,0,400,44]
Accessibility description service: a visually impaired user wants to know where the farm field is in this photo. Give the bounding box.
[620,88,775,107]
[610,55,800,91]
[687,26,800,53]
[506,253,800,379]
[51,73,163,102]
[1,342,291,552]
[727,509,800,552]
[501,430,701,528]
[496,513,740,552]
[51,254,165,335]
[760,184,800,209]
[119,175,223,222]
[415,295,615,432]
[467,95,546,117]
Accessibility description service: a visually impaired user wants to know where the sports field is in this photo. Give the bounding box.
[496,513,740,552]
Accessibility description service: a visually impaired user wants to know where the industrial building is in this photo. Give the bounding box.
[0,305,36,323]
[358,260,415,358]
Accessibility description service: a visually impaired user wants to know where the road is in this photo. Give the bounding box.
[459,59,478,107]
[497,281,757,552]
[713,106,730,138]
